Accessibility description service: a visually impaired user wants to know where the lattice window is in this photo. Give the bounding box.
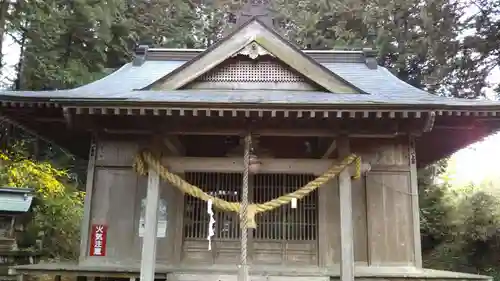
[198,60,306,83]
[253,174,317,241]
[183,172,318,241]
[183,173,241,240]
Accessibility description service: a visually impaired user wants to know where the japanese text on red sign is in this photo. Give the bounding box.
[90,224,107,256]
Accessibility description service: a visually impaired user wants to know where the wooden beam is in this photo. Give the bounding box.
[422,111,436,132]
[79,138,97,262]
[164,156,376,175]
[163,136,185,155]
[62,108,73,129]
[164,128,401,138]
[409,136,423,267]
[26,104,500,120]
[139,166,160,281]
[101,127,402,138]
[338,137,354,281]
[72,111,424,136]
[163,157,336,175]
[322,139,337,158]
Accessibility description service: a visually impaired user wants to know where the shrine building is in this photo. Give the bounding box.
[3,2,500,281]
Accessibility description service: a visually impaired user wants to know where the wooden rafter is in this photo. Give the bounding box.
[322,139,337,158]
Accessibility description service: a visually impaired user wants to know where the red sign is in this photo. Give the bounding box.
[89,224,107,256]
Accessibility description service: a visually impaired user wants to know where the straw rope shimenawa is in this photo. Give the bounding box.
[133,150,362,228]
[239,134,251,281]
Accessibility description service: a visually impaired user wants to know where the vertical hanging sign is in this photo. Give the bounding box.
[89,224,107,256]
[138,198,167,238]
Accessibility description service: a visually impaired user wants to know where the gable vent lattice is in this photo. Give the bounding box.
[199,60,306,83]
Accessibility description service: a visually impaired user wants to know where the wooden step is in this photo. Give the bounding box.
[168,273,329,281]
[0,238,15,252]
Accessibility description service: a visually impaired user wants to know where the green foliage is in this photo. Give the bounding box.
[6,0,227,90]
[275,0,495,98]
[2,0,497,97]
[0,145,84,260]
[419,159,500,278]
[12,0,136,90]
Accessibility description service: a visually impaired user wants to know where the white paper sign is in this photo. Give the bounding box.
[138,198,167,238]
[207,200,216,251]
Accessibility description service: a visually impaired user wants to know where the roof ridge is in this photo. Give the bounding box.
[146,48,365,54]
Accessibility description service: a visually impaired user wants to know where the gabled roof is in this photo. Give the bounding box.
[0,187,34,213]
[0,18,498,110]
[147,19,362,94]
[1,60,498,109]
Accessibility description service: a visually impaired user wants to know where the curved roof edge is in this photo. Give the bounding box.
[0,187,34,213]
[0,49,498,108]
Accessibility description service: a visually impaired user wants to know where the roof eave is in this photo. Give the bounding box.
[49,99,500,110]
[2,93,500,112]
[0,187,33,194]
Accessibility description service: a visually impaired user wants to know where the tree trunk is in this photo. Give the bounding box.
[0,0,12,66]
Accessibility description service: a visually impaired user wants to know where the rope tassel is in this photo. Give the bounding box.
[207,199,215,250]
[133,150,362,228]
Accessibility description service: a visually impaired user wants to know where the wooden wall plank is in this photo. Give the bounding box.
[354,138,414,266]
[110,169,138,259]
[85,139,180,266]
[365,172,414,265]
[89,168,138,262]
[132,174,179,263]
[95,141,140,167]
[318,179,340,266]
[171,183,185,264]
[352,176,368,263]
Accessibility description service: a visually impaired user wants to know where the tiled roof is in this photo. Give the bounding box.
[0,56,498,108]
[69,60,184,95]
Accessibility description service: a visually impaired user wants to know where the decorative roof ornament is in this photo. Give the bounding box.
[234,0,275,29]
[363,28,378,69]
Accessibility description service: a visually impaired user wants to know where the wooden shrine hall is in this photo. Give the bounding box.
[3,2,500,281]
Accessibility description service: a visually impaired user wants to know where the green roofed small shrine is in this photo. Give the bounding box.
[3,2,500,281]
[0,187,38,280]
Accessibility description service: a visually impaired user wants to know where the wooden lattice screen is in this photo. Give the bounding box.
[185,58,320,90]
[183,172,318,241]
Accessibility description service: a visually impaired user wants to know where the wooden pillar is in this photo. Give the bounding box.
[79,138,97,262]
[409,135,423,267]
[338,137,354,281]
[140,166,160,281]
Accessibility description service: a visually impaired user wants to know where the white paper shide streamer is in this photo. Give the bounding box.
[207,199,216,250]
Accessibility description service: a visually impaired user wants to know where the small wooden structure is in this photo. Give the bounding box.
[0,187,39,280]
[2,3,500,281]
